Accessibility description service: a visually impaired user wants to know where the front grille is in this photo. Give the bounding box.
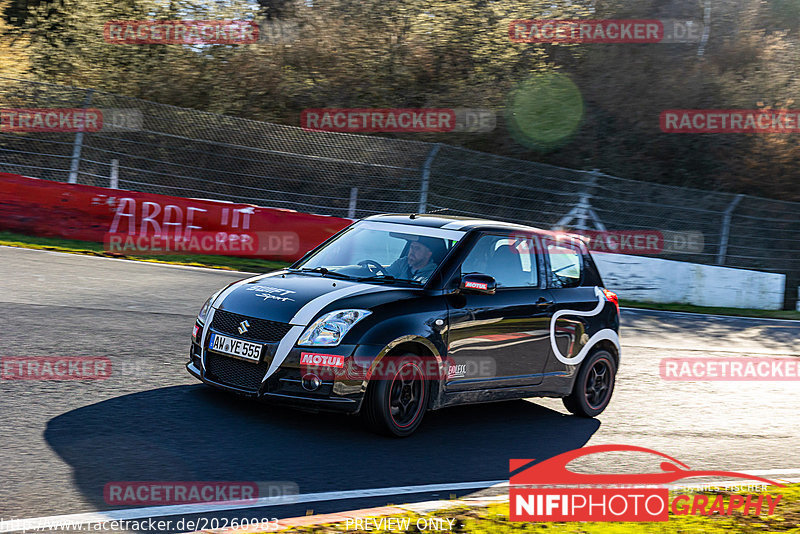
[211,310,292,342]
[205,353,269,392]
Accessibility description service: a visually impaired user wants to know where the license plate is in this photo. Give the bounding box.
[208,332,263,363]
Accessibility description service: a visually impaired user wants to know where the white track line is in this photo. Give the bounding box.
[621,306,800,324]
[0,480,505,533]
[4,469,800,532]
[727,468,800,476]
[621,344,800,356]
[0,245,259,276]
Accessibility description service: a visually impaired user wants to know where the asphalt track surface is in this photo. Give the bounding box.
[1,246,799,531]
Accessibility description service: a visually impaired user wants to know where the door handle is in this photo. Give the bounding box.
[535,297,554,307]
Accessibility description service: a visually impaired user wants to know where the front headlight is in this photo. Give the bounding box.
[197,289,223,324]
[297,309,372,347]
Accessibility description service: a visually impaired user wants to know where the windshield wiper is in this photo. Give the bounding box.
[290,267,355,280]
[357,274,421,285]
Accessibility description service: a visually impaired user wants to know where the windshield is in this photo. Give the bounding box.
[293,221,465,285]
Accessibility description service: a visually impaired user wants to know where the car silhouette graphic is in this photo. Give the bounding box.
[510,444,785,487]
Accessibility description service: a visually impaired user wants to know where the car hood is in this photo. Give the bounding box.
[212,271,413,325]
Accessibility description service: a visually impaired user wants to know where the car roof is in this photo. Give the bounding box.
[363,213,582,242]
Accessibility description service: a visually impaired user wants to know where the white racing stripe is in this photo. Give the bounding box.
[0,480,506,533]
[212,271,287,309]
[199,307,215,372]
[440,219,536,231]
[263,325,305,380]
[206,274,406,382]
[358,220,466,241]
[202,272,286,373]
[550,286,620,366]
[288,283,380,326]
[264,283,406,378]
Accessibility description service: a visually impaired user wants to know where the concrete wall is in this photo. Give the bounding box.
[592,253,786,310]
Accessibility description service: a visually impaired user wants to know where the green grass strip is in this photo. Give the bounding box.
[0,231,289,273]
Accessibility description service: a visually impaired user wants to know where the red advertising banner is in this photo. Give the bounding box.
[0,173,351,262]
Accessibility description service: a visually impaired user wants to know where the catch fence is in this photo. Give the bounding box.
[0,77,797,307]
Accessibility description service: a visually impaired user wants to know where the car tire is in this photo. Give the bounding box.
[562,349,616,417]
[362,354,428,437]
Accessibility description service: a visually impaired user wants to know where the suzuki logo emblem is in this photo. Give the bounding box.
[238,320,250,334]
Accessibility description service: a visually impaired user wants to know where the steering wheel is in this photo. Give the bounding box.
[357,260,390,277]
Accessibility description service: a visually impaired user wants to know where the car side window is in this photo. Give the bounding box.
[547,242,582,288]
[460,234,538,288]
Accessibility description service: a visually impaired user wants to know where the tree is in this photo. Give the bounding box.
[20,0,258,107]
[0,0,30,78]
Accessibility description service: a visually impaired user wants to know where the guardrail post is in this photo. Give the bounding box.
[418,143,441,214]
[109,159,119,189]
[697,0,711,57]
[717,194,743,265]
[68,88,94,184]
[348,187,358,218]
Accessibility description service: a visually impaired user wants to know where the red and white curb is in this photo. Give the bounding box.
[187,494,508,533]
[188,475,800,533]
[1,473,797,533]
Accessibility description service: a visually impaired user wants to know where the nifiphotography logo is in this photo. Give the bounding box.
[510,445,784,522]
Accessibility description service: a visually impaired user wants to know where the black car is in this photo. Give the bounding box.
[187,214,620,437]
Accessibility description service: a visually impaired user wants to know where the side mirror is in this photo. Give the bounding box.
[459,273,497,295]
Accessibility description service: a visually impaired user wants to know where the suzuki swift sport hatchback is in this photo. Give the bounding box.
[187,214,620,437]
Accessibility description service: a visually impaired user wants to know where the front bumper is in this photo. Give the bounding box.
[188,330,366,414]
[186,360,359,413]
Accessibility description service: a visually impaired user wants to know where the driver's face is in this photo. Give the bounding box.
[408,241,433,269]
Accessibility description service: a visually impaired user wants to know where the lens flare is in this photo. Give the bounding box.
[506,72,584,150]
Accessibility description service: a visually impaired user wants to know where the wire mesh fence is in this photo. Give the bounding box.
[0,77,798,306]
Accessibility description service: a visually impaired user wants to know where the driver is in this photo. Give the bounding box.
[386,236,440,283]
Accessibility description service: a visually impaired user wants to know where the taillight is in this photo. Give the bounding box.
[601,288,619,314]
[192,324,200,339]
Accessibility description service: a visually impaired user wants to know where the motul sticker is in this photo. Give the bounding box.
[464,281,488,290]
[300,353,344,368]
